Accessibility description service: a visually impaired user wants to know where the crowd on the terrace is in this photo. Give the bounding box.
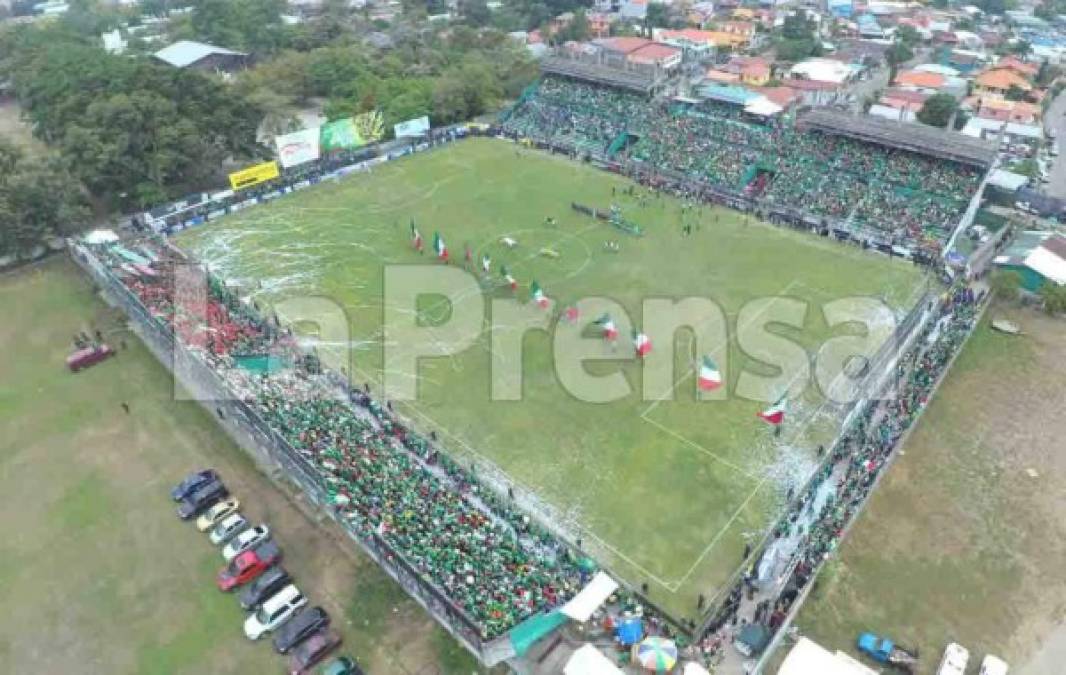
[694,284,980,664]
[503,77,985,248]
[92,237,587,640]
[81,118,986,661]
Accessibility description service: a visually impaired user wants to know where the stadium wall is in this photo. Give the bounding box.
[750,295,989,674]
[67,242,495,663]
[695,281,938,637]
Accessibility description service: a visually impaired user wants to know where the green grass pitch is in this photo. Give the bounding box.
[179,137,927,621]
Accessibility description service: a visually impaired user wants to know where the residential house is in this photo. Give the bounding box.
[655,28,719,59]
[724,56,772,85]
[993,233,1066,292]
[587,12,613,39]
[152,40,249,74]
[893,68,968,97]
[974,97,1041,124]
[781,77,844,106]
[789,57,857,85]
[974,67,1034,99]
[870,88,929,123]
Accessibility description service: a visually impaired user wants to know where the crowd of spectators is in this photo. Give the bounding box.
[503,77,985,249]
[92,237,586,640]
[696,285,980,664]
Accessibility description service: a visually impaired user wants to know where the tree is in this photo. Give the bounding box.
[0,139,88,260]
[1009,39,1032,56]
[989,270,1023,303]
[885,41,913,70]
[556,8,589,43]
[917,93,958,127]
[459,0,493,27]
[1005,84,1028,101]
[781,13,815,40]
[895,24,921,48]
[645,2,671,32]
[1039,283,1066,314]
[189,0,289,53]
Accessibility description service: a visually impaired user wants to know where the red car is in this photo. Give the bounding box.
[217,540,281,591]
[66,344,114,372]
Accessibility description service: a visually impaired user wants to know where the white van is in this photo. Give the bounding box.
[243,584,307,639]
[980,654,1009,675]
[937,642,970,675]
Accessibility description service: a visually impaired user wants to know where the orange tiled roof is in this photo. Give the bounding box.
[975,68,1032,91]
[894,70,945,89]
[628,43,681,63]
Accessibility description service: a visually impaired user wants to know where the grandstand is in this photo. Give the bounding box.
[540,55,659,95]
[502,76,992,251]
[798,108,998,168]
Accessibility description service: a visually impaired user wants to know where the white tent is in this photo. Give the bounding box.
[778,637,877,675]
[745,98,784,117]
[561,572,619,622]
[564,644,625,675]
[682,661,712,675]
[82,229,119,245]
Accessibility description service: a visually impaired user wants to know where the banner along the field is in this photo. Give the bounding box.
[320,113,385,152]
[393,115,430,139]
[228,160,280,191]
[275,127,321,168]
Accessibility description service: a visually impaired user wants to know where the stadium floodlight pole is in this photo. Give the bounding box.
[382,264,485,402]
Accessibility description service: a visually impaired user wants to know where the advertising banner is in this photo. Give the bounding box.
[275,127,321,168]
[320,112,386,151]
[228,160,280,191]
[394,115,431,138]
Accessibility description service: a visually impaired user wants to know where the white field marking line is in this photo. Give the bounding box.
[639,279,804,418]
[640,415,761,483]
[670,345,854,590]
[394,384,679,590]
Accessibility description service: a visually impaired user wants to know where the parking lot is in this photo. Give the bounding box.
[0,258,482,674]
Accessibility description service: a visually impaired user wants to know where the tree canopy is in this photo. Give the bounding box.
[917,93,958,128]
[1,24,262,207]
[0,140,88,260]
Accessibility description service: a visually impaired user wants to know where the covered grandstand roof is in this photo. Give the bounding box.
[797,108,997,168]
[540,56,656,94]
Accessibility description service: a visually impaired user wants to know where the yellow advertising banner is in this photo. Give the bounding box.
[228,161,280,191]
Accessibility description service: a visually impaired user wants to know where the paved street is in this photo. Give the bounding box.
[1044,89,1066,200]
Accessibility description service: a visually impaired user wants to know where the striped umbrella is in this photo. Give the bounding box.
[635,636,678,672]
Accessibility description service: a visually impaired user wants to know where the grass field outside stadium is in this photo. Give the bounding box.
[179,137,929,623]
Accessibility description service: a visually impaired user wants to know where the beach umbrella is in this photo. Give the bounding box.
[635,636,677,671]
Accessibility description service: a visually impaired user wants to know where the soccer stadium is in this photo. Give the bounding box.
[69,64,995,667]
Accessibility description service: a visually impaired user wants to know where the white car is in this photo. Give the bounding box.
[222,525,270,562]
[208,513,248,546]
[195,497,240,532]
[243,584,306,640]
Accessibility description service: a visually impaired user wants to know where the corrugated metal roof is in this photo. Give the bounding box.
[153,40,245,68]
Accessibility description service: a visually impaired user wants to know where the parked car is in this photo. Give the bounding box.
[208,513,249,546]
[217,541,282,591]
[171,469,219,501]
[239,566,292,610]
[320,656,364,675]
[273,607,330,654]
[66,344,114,372]
[222,525,270,562]
[195,497,240,531]
[176,479,228,520]
[243,584,307,640]
[288,630,341,674]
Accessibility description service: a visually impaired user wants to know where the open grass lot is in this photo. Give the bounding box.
[180,137,927,620]
[0,258,483,674]
[795,306,1066,674]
